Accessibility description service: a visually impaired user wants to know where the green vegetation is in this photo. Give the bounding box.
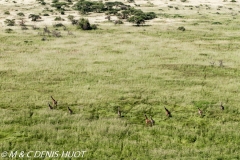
[4,19,15,26]
[54,16,63,21]
[5,28,13,33]
[1,1,240,159]
[178,26,186,31]
[73,0,105,14]
[77,18,97,30]
[17,12,25,16]
[4,11,10,15]
[127,8,156,26]
[28,14,41,21]
[51,2,67,10]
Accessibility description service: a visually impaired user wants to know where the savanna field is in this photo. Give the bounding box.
[0,0,240,159]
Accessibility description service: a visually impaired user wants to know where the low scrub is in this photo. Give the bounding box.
[77,18,97,30]
[4,19,15,26]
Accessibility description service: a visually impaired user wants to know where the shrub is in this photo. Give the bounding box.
[17,12,25,16]
[4,11,10,15]
[29,14,41,21]
[67,15,74,21]
[128,16,145,26]
[4,19,15,26]
[5,28,13,33]
[77,18,97,30]
[178,26,186,31]
[53,23,65,27]
[41,1,46,5]
[106,9,118,15]
[43,13,49,16]
[119,10,130,19]
[73,0,104,14]
[144,12,157,20]
[212,22,222,25]
[51,2,67,10]
[54,16,63,21]
[77,18,91,30]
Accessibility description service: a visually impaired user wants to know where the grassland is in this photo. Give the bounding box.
[1,0,240,159]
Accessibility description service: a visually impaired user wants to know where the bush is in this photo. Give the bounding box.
[128,16,145,26]
[4,11,10,15]
[54,16,63,21]
[17,12,25,16]
[41,1,46,5]
[53,23,65,27]
[144,12,157,20]
[51,2,67,10]
[29,14,41,21]
[67,15,74,21]
[178,26,186,31]
[212,22,222,25]
[5,28,13,33]
[73,0,104,14]
[77,18,97,30]
[77,18,91,30]
[4,19,15,26]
